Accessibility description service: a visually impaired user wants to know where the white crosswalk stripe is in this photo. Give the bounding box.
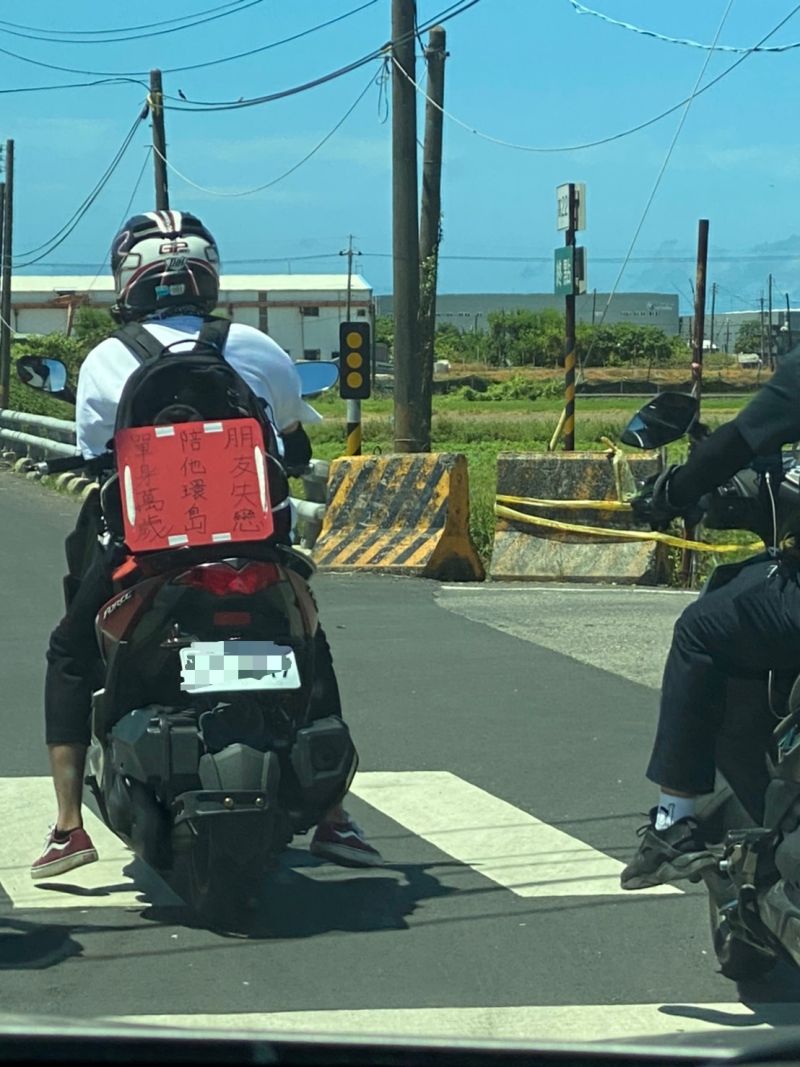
[0,771,676,910]
[0,777,180,910]
[111,1003,787,1043]
[350,771,679,897]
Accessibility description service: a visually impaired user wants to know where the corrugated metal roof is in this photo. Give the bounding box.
[11,273,372,294]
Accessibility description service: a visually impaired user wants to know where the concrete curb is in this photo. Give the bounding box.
[3,448,88,498]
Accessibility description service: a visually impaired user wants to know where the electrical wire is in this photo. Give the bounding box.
[83,144,154,296]
[393,2,800,153]
[155,69,378,198]
[0,1,250,35]
[0,0,264,45]
[0,0,382,79]
[13,106,148,268]
[579,0,736,374]
[0,0,477,106]
[165,0,481,111]
[567,0,800,54]
[0,76,148,96]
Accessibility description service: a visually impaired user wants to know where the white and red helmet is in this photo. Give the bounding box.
[110,210,220,321]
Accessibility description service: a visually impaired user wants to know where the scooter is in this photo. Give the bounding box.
[622,391,800,980]
[18,354,355,928]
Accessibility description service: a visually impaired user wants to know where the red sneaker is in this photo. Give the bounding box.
[31,827,98,880]
[310,817,383,868]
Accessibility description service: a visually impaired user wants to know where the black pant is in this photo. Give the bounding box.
[45,543,341,747]
[647,556,800,796]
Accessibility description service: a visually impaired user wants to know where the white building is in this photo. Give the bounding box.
[10,274,373,360]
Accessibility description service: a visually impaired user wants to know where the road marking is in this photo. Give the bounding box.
[439,585,696,597]
[0,777,181,910]
[350,771,679,897]
[112,1002,783,1042]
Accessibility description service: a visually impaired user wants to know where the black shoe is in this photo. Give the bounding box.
[620,808,714,890]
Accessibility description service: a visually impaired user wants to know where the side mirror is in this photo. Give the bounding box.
[294,360,339,397]
[15,356,76,404]
[620,392,699,449]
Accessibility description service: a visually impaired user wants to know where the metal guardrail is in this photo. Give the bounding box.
[0,408,330,548]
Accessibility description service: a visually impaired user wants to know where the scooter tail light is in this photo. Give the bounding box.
[174,561,281,597]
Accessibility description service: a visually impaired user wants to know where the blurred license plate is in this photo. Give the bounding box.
[179,641,301,692]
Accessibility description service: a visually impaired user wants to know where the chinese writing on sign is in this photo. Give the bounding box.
[115,418,273,552]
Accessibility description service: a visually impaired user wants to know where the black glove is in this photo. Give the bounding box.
[630,464,705,532]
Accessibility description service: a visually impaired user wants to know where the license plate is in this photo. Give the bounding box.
[179,641,301,693]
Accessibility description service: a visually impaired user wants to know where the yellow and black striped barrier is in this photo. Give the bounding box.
[313,453,484,581]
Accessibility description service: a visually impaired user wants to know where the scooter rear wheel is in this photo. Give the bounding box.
[185,815,270,929]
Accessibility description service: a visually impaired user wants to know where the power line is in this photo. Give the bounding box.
[0,1,253,37]
[567,0,800,54]
[0,0,264,45]
[13,106,148,268]
[393,2,800,153]
[165,0,481,112]
[156,70,379,198]
[82,146,154,296]
[0,76,147,96]
[0,0,383,79]
[579,0,735,372]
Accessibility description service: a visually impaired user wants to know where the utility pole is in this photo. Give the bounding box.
[418,25,447,454]
[0,140,13,409]
[709,281,717,353]
[339,234,361,320]
[149,69,169,211]
[768,273,774,369]
[682,218,709,587]
[391,0,421,453]
[787,292,793,352]
[562,184,578,451]
[760,294,766,366]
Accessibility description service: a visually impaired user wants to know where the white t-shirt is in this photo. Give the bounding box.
[76,315,322,459]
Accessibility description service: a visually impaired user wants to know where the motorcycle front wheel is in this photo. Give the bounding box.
[709,895,777,981]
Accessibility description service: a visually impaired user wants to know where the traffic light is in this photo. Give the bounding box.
[338,321,371,400]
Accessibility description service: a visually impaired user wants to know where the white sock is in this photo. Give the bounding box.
[655,794,696,830]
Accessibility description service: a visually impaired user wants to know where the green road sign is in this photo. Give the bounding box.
[554,246,587,296]
[554,246,574,296]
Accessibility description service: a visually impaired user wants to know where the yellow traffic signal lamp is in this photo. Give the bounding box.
[339,321,371,400]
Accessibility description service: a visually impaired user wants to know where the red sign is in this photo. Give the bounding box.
[115,418,274,553]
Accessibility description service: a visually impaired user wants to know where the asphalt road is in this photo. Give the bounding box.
[2,470,799,1049]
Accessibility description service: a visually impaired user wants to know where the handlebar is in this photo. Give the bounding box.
[35,452,114,477]
[36,454,85,476]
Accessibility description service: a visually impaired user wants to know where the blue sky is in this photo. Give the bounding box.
[4,0,800,312]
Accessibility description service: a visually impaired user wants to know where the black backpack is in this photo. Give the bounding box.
[111,317,290,537]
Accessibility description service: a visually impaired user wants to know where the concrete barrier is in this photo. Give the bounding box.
[491,450,664,583]
[313,453,484,581]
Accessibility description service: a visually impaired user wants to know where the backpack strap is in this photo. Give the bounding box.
[113,316,232,366]
[112,322,166,366]
[196,316,232,355]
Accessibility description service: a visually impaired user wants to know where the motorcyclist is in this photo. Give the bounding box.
[622,344,800,890]
[32,209,382,879]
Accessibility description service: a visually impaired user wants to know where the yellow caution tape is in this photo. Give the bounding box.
[497,494,632,512]
[494,501,763,554]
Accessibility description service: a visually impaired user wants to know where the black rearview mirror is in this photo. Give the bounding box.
[620,392,699,449]
[294,360,339,397]
[15,356,75,403]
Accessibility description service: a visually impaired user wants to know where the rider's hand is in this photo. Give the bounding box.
[630,464,704,532]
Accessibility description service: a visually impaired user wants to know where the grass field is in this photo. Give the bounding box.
[302,389,751,569]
